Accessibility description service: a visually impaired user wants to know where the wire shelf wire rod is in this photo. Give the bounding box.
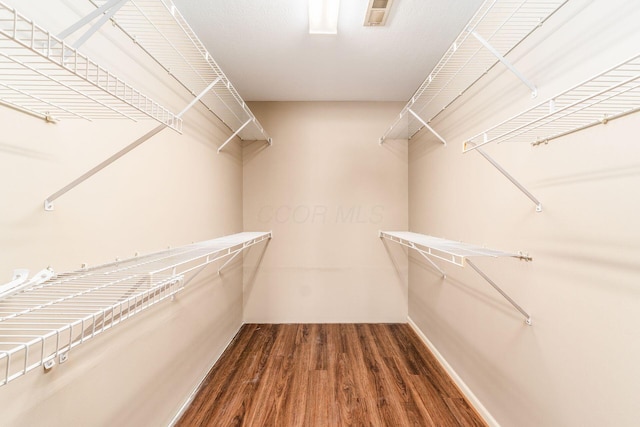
[0,232,271,388]
[88,0,271,143]
[0,1,181,128]
[464,54,640,150]
[380,0,567,143]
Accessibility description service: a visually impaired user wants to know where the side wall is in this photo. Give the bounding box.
[243,102,408,323]
[0,1,245,425]
[408,0,640,426]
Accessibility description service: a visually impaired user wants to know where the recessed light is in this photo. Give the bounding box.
[309,0,340,35]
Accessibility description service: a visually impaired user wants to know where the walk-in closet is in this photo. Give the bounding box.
[1,0,638,425]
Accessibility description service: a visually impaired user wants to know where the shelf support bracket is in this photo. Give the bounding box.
[58,0,130,49]
[415,250,446,278]
[470,30,537,98]
[466,259,532,325]
[0,268,55,301]
[408,109,447,145]
[217,249,243,274]
[180,264,209,288]
[44,77,220,210]
[0,269,29,295]
[473,145,542,212]
[217,118,252,153]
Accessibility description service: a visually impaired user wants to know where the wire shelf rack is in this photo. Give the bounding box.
[380,231,532,324]
[0,2,181,130]
[464,53,640,151]
[0,231,271,387]
[89,0,270,143]
[380,0,567,143]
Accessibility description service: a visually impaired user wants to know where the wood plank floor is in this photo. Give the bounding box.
[176,324,487,427]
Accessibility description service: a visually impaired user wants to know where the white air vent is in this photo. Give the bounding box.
[364,0,394,26]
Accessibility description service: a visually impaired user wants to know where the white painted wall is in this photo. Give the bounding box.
[0,1,246,425]
[243,102,408,323]
[407,0,640,425]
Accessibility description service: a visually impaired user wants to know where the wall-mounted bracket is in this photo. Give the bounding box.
[58,0,130,49]
[217,249,243,274]
[408,108,447,145]
[0,269,29,295]
[470,30,538,98]
[0,267,55,302]
[217,118,252,153]
[466,259,532,325]
[415,249,447,278]
[43,359,55,372]
[43,77,220,210]
[466,142,542,212]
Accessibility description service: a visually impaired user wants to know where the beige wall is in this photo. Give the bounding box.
[243,102,408,323]
[407,0,640,426]
[3,0,640,426]
[0,1,245,425]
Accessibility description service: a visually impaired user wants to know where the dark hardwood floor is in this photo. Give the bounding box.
[176,324,487,427]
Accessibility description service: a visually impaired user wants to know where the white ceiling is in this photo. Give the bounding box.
[171,0,484,102]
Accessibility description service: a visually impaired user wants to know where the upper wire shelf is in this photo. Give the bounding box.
[380,230,532,324]
[90,0,271,143]
[380,0,567,143]
[0,231,271,387]
[0,2,181,130]
[464,53,640,151]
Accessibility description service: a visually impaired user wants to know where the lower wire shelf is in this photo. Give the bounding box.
[0,231,271,387]
[380,231,533,325]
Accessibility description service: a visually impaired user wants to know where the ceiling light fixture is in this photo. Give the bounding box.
[308,0,340,35]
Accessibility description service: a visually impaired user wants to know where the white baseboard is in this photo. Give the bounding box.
[407,317,500,427]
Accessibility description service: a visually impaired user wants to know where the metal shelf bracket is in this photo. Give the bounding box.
[467,142,543,212]
[466,258,533,325]
[218,118,252,153]
[415,249,447,278]
[408,109,447,145]
[470,30,538,98]
[58,0,130,49]
[44,77,220,210]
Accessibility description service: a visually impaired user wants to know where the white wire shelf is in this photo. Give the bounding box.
[380,230,532,324]
[0,2,181,130]
[380,0,567,143]
[0,231,271,387]
[464,53,640,151]
[89,0,271,144]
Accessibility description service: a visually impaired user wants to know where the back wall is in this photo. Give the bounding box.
[243,102,408,323]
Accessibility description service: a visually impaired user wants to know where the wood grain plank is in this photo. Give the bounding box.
[176,323,488,427]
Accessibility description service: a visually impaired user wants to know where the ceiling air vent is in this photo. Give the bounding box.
[364,0,394,26]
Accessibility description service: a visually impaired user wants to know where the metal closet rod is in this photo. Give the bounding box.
[464,53,640,151]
